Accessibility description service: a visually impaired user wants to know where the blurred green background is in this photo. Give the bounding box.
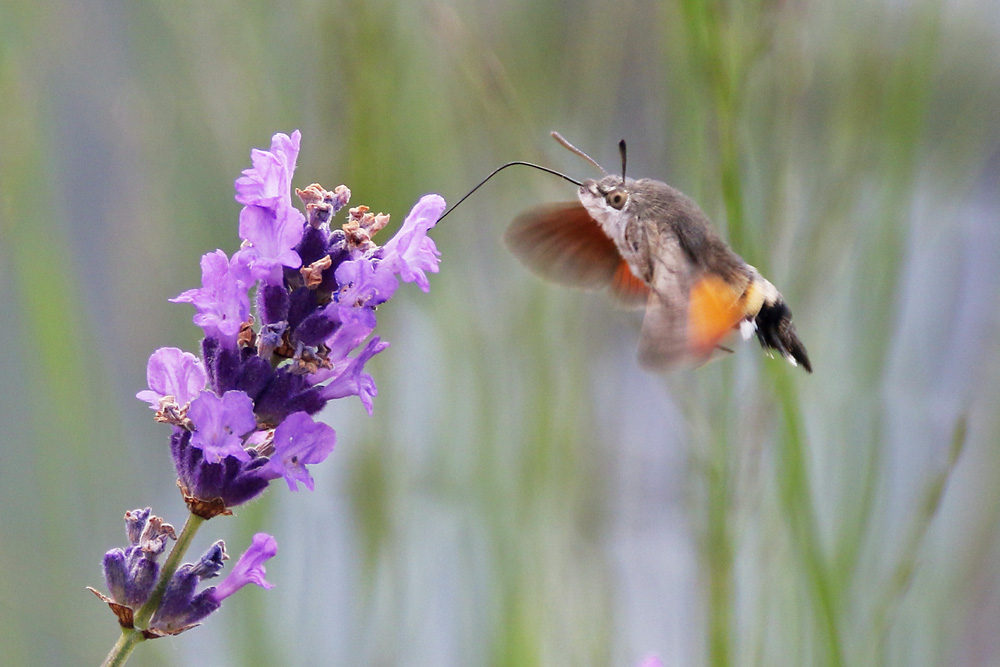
[1,0,998,665]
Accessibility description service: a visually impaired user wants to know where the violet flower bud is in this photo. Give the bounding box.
[94,508,176,615]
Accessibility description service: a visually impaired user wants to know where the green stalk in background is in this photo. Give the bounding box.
[674,1,841,664]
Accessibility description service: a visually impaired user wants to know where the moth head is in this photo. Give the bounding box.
[578,174,637,233]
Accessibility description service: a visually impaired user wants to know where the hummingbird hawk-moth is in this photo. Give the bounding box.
[442,132,811,372]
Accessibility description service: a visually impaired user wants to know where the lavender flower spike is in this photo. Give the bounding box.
[97,130,445,663]
[138,133,444,515]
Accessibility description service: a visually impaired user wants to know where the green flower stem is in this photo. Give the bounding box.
[100,628,144,667]
[705,412,734,667]
[100,511,206,667]
[677,0,752,257]
[772,366,844,667]
[674,4,746,664]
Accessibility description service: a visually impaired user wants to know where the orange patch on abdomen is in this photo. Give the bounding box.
[688,274,747,356]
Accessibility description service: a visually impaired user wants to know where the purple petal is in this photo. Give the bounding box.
[170,250,252,346]
[187,390,257,463]
[232,131,306,285]
[210,533,278,602]
[335,257,400,307]
[260,412,336,491]
[313,303,377,371]
[235,204,304,285]
[317,336,388,415]
[234,131,301,209]
[380,194,445,292]
[136,347,207,408]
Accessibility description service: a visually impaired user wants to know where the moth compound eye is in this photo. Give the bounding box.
[606,188,628,210]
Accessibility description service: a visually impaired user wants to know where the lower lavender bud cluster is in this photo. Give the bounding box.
[95,508,277,636]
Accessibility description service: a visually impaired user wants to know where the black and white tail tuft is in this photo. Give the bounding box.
[754,299,812,372]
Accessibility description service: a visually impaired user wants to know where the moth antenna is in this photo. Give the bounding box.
[551,131,610,176]
[438,161,582,222]
[619,139,627,185]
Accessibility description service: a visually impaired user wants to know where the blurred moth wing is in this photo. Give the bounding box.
[504,202,651,307]
[634,230,693,368]
[638,264,748,369]
[621,216,750,369]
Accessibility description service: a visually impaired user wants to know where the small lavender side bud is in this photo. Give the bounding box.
[91,509,177,627]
